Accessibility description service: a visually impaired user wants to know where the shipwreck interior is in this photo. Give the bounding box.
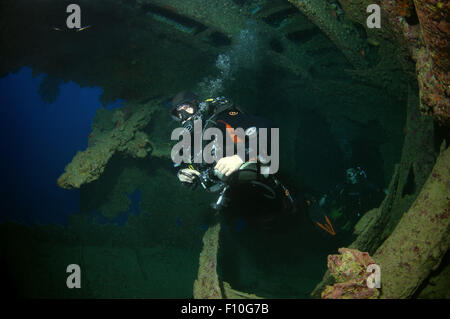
[0,0,448,298]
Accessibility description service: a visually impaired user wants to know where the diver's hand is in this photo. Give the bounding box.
[177,168,201,183]
[214,155,244,177]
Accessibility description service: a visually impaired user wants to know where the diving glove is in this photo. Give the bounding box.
[177,168,201,183]
[214,155,244,177]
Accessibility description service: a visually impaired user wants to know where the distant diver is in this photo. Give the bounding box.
[306,166,385,237]
[169,91,296,230]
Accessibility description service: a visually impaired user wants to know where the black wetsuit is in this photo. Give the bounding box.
[214,108,273,161]
[177,101,294,229]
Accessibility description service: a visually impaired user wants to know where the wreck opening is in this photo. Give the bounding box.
[140,3,208,35]
[286,28,321,44]
[262,6,299,27]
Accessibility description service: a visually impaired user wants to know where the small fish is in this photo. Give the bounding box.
[77,26,91,32]
[53,27,63,31]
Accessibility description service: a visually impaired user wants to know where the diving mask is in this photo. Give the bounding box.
[172,102,196,123]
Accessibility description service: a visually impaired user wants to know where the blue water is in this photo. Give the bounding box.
[0,67,124,226]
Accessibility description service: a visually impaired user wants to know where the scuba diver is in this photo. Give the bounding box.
[169,91,296,230]
[307,166,385,237]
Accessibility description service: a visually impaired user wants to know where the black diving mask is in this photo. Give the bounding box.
[171,102,197,122]
[176,103,207,133]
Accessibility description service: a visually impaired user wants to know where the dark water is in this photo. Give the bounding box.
[0,67,124,225]
[0,1,405,299]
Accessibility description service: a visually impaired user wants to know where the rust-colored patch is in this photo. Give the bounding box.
[396,0,413,17]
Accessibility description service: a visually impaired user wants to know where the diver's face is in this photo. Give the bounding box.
[176,103,195,124]
[177,104,194,114]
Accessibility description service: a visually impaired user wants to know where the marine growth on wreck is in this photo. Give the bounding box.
[0,0,448,301]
